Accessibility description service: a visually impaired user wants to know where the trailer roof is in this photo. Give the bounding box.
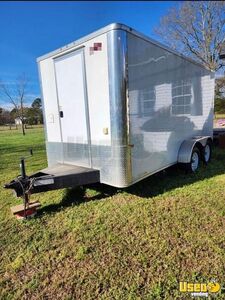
[37,23,212,71]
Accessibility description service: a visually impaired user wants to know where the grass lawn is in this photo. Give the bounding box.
[0,127,224,299]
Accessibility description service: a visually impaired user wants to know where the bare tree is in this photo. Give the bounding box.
[155,1,225,71]
[0,74,28,135]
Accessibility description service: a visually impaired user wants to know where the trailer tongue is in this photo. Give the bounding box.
[30,164,100,193]
[5,164,100,195]
[4,162,100,219]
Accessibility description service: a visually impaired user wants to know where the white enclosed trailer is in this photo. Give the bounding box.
[33,23,214,191]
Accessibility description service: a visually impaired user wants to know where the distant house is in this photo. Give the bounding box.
[15,117,27,125]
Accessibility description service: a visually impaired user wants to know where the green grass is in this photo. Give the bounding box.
[0,127,224,299]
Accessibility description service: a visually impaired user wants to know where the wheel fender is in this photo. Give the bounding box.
[177,136,212,163]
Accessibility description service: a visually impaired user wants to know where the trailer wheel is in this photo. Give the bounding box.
[202,141,212,164]
[185,147,200,173]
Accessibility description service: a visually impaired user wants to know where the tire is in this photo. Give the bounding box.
[185,147,201,173]
[202,142,212,164]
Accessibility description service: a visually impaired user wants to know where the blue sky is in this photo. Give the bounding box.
[0,1,176,109]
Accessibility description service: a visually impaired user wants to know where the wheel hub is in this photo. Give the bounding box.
[191,152,199,171]
[204,145,210,162]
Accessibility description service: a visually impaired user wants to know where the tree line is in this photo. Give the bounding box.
[0,98,43,127]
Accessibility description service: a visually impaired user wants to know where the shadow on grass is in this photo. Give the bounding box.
[39,146,225,215]
[126,146,225,198]
[37,184,118,216]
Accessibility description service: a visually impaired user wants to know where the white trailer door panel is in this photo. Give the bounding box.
[54,49,91,167]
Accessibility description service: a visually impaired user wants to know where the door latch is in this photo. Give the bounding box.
[59,111,64,118]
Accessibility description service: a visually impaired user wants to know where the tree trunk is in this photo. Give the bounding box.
[22,123,25,136]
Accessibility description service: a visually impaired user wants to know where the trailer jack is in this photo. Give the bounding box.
[4,151,41,220]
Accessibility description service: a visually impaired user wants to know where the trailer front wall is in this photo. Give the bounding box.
[39,33,112,183]
[127,33,214,182]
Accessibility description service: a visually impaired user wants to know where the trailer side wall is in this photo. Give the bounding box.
[127,33,214,182]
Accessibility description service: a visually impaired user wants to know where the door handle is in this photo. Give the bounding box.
[60,111,64,118]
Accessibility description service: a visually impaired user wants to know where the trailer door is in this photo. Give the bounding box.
[54,49,92,167]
